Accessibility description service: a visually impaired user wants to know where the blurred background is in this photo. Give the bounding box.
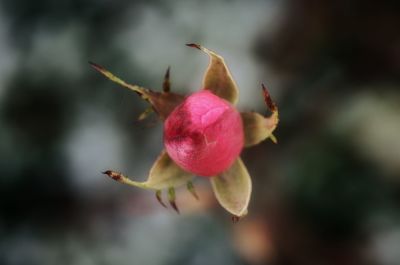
[0,0,399,264]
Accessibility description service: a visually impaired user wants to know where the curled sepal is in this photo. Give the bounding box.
[103,151,193,190]
[210,158,252,217]
[186,43,239,105]
[241,84,279,147]
[90,62,185,120]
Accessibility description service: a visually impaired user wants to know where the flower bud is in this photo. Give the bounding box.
[164,90,244,176]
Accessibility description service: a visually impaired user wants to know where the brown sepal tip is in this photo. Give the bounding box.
[89,61,105,73]
[262,83,277,112]
[163,66,171,93]
[191,190,199,201]
[186,43,201,50]
[169,200,180,214]
[102,170,121,181]
[231,215,241,223]
[187,182,200,200]
[156,192,167,208]
[164,66,170,79]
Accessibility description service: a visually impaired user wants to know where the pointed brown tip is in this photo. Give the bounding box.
[186,43,201,50]
[102,170,121,181]
[162,66,171,93]
[170,200,180,214]
[187,181,199,200]
[165,66,170,79]
[192,192,199,201]
[102,170,112,175]
[89,61,104,72]
[262,83,277,112]
[231,215,241,223]
[158,200,168,209]
[156,191,167,208]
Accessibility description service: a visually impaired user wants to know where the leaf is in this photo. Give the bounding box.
[90,62,185,120]
[103,150,192,190]
[186,43,239,105]
[241,84,279,147]
[210,158,252,217]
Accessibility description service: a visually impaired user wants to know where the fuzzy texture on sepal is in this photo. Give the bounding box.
[164,90,244,176]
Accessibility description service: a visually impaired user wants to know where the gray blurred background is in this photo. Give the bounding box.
[0,0,399,264]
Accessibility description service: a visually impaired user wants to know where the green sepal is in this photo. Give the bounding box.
[103,150,192,190]
[210,158,252,217]
[90,62,185,120]
[186,43,239,105]
[241,85,279,147]
[241,111,278,147]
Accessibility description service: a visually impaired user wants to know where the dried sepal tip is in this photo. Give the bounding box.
[102,170,147,189]
[262,83,278,113]
[156,190,167,208]
[187,181,199,200]
[241,85,279,147]
[168,187,180,214]
[185,43,201,50]
[102,170,122,181]
[163,66,171,93]
[231,215,241,223]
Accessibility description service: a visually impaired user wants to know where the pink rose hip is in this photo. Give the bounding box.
[94,43,279,217]
[164,90,244,176]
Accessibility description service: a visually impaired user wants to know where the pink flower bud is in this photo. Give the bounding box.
[164,90,244,176]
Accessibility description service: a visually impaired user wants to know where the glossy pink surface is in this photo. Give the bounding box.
[164,90,244,176]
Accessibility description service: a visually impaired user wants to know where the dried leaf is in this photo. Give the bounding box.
[103,151,192,190]
[186,44,239,105]
[210,158,252,217]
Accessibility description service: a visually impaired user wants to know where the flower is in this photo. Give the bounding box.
[90,44,279,219]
